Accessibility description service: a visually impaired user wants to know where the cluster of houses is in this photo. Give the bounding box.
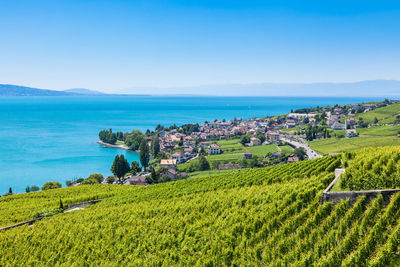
[154,117,286,163]
[121,101,392,185]
[326,103,383,137]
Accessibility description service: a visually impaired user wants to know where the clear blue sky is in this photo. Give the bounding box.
[0,0,399,92]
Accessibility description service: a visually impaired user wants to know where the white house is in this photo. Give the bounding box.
[250,137,261,146]
[208,144,221,155]
[171,151,184,163]
[160,159,177,169]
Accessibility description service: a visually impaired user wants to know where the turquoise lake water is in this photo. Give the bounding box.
[0,96,380,193]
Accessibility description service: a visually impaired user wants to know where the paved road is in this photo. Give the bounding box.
[281,137,322,159]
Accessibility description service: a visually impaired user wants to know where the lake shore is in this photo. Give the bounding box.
[97,141,134,151]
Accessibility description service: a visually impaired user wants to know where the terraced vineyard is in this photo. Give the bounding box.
[340,146,400,190]
[0,153,399,266]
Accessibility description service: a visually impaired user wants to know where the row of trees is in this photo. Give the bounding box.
[98,129,124,144]
[154,123,200,135]
[299,126,331,141]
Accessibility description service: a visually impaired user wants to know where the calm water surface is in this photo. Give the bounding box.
[0,96,380,193]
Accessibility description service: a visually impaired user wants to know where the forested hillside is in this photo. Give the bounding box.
[0,152,399,266]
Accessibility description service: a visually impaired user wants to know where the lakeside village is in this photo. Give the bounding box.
[6,99,400,195]
[92,99,400,187]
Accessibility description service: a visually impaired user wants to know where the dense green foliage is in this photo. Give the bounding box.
[150,135,160,157]
[293,147,307,160]
[41,181,62,191]
[303,125,331,141]
[139,139,150,170]
[1,152,399,265]
[130,161,141,175]
[81,173,104,185]
[98,128,117,144]
[124,130,145,150]
[111,155,130,182]
[340,146,400,190]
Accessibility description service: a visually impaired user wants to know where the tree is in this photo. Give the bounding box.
[98,128,117,144]
[373,117,378,124]
[151,135,160,157]
[87,173,104,183]
[111,155,130,183]
[65,180,73,187]
[198,155,210,171]
[25,186,31,193]
[125,130,145,150]
[42,181,62,191]
[240,135,250,145]
[81,178,98,184]
[131,161,141,175]
[255,132,266,144]
[106,176,116,184]
[294,147,307,161]
[139,139,150,170]
[151,168,158,183]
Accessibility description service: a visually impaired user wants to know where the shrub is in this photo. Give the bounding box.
[41,181,62,191]
[87,173,104,183]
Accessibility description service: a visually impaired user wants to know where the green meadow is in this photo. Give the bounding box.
[309,136,400,155]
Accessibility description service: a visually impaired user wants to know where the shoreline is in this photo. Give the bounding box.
[97,141,138,152]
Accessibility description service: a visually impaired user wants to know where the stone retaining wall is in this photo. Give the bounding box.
[322,168,400,205]
[322,188,400,205]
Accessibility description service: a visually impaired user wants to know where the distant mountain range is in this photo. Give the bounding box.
[0,84,105,96]
[64,88,105,95]
[120,80,400,97]
[1,80,400,97]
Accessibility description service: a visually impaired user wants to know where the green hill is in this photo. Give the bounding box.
[353,103,400,124]
[0,153,399,266]
[309,136,400,155]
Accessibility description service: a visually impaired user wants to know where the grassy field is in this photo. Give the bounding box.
[246,144,278,156]
[279,126,301,133]
[357,125,400,136]
[216,139,244,153]
[309,136,400,155]
[215,139,280,159]
[279,144,294,154]
[352,103,400,123]
[206,144,278,164]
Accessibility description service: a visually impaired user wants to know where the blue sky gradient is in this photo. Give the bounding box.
[0,0,399,91]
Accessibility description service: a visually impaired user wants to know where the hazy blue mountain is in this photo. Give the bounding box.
[0,84,77,96]
[64,88,104,95]
[120,80,400,97]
